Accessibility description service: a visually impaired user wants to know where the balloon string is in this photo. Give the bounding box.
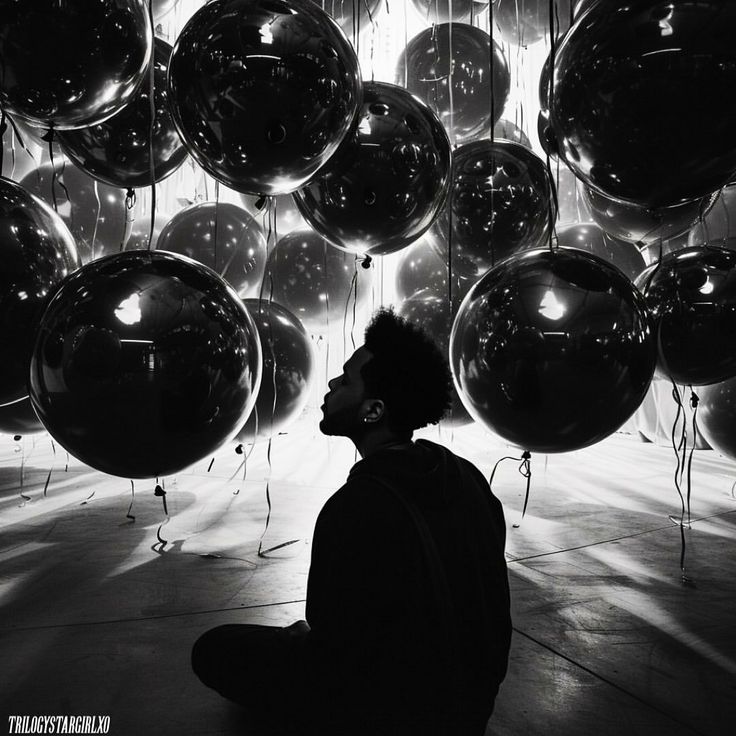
[343,262,359,358]
[18,438,31,504]
[489,451,532,527]
[213,181,220,274]
[447,1,455,148]
[42,127,59,213]
[153,479,169,552]
[0,111,6,172]
[686,388,699,526]
[42,438,57,498]
[91,179,101,260]
[147,0,157,250]
[126,479,136,521]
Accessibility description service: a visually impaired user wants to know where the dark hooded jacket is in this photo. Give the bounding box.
[304,439,511,735]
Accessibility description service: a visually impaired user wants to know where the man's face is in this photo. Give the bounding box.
[319,346,373,437]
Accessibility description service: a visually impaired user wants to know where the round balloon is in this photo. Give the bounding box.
[583,186,718,247]
[638,245,736,386]
[0,0,152,130]
[28,250,262,478]
[20,160,129,263]
[396,24,510,145]
[265,229,374,333]
[550,2,736,207]
[697,376,736,461]
[294,82,451,256]
[450,247,656,452]
[156,202,266,297]
[398,289,473,427]
[432,139,553,278]
[493,0,572,45]
[324,0,382,37]
[168,0,362,195]
[410,0,488,23]
[688,185,736,251]
[0,177,81,406]
[554,222,647,282]
[236,299,315,442]
[0,396,45,436]
[57,38,188,188]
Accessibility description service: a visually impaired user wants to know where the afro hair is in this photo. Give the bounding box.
[361,307,453,434]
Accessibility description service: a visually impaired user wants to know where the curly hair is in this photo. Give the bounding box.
[361,307,453,433]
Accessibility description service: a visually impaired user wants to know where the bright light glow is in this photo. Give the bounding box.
[259,22,273,45]
[115,293,142,325]
[699,277,715,295]
[538,289,566,321]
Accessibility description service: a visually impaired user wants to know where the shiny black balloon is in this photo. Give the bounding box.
[57,39,187,188]
[697,376,736,461]
[28,250,262,478]
[236,299,315,442]
[0,0,152,130]
[450,248,656,452]
[168,0,362,195]
[410,0,488,23]
[583,186,718,247]
[20,160,129,263]
[398,289,473,427]
[550,2,736,207]
[432,139,553,279]
[394,232,473,303]
[0,396,45,436]
[396,24,510,145]
[493,0,572,46]
[294,82,451,256]
[156,202,266,297]
[554,222,647,282]
[638,246,736,386]
[265,229,373,333]
[0,177,81,406]
[324,0,381,37]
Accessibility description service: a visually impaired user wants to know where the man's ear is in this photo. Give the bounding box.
[361,399,385,424]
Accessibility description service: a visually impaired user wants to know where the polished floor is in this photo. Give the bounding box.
[0,407,734,736]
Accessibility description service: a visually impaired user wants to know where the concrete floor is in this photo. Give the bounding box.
[0,410,734,736]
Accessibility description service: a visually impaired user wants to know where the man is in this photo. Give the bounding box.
[192,308,511,735]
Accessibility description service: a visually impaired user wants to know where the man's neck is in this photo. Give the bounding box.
[354,432,414,459]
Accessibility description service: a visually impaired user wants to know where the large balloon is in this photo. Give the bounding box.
[639,246,736,386]
[549,2,736,207]
[396,24,510,145]
[294,82,451,256]
[432,139,553,278]
[583,186,718,247]
[493,0,572,46]
[0,177,81,406]
[697,376,736,461]
[450,248,656,452]
[57,39,187,189]
[398,290,473,427]
[554,222,647,282]
[168,0,362,195]
[0,0,152,130]
[20,160,129,263]
[688,185,736,251]
[410,0,488,23]
[324,0,382,37]
[236,299,315,442]
[0,396,45,436]
[156,202,266,297]
[28,250,262,478]
[265,229,373,333]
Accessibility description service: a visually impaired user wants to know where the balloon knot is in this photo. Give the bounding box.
[361,255,372,269]
[235,443,244,455]
[154,484,166,497]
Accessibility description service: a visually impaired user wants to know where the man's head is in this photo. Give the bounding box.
[319,308,453,444]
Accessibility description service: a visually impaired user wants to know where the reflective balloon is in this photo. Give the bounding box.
[240,193,309,237]
[493,0,572,46]
[0,396,45,436]
[450,248,656,452]
[432,139,553,278]
[688,185,736,251]
[0,177,80,406]
[396,24,510,145]
[265,229,374,333]
[583,186,718,247]
[638,246,736,386]
[398,289,473,427]
[57,39,187,188]
[28,250,262,478]
[324,0,381,36]
[394,232,473,302]
[697,376,736,461]
[294,82,451,256]
[555,222,647,282]
[550,2,736,207]
[236,299,315,442]
[156,202,266,298]
[20,160,129,263]
[168,0,362,195]
[0,0,152,130]
[410,0,488,23]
